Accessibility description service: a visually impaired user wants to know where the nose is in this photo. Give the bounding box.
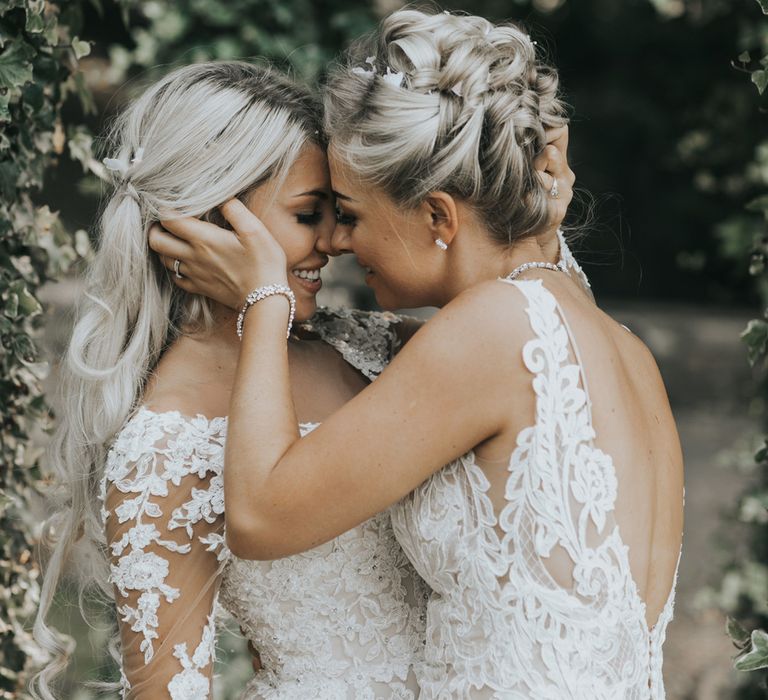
[330,223,353,256]
[315,220,335,256]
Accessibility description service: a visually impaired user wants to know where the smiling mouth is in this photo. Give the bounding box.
[291,267,322,281]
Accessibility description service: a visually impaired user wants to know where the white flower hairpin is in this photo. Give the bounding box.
[352,56,404,87]
[102,147,144,177]
[352,56,377,78]
[382,67,405,87]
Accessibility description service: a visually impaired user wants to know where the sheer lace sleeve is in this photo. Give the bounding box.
[100,407,228,699]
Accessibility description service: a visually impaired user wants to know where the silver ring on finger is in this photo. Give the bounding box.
[550,178,560,199]
[173,258,184,279]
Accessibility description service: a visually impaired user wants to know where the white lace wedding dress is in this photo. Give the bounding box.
[390,275,679,699]
[101,308,428,699]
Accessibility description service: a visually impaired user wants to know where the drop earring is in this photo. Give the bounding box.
[435,238,448,251]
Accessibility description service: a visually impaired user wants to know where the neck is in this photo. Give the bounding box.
[440,233,556,305]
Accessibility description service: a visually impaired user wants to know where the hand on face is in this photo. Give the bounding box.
[148,144,333,319]
[150,199,289,310]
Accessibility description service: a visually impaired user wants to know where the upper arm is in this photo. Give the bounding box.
[240,282,532,558]
[103,414,227,698]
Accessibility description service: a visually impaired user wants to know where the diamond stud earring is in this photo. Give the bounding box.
[435,238,448,251]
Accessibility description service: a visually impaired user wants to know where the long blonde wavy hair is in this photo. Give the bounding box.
[31,60,322,698]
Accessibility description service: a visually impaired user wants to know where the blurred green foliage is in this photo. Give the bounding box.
[111,0,378,85]
[682,0,768,695]
[0,0,93,696]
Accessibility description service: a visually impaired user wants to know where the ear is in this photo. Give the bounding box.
[423,191,459,247]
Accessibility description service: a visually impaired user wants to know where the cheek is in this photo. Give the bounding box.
[282,228,318,268]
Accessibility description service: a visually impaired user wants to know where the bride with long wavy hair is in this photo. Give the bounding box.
[32,60,447,699]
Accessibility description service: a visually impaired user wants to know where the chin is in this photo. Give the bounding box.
[372,283,425,311]
[372,291,408,312]
[295,298,318,322]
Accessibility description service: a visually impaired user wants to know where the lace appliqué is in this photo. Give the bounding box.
[301,308,404,380]
[101,408,227,697]
[167,614,216,700]
[391,280,678,699]
[103,308,428,699]
[218,422,428,699]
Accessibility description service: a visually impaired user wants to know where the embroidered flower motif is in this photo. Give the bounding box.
[103,408,227,687]
[572,445,618,533]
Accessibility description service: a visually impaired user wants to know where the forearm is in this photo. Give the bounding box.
[225,295,300,556]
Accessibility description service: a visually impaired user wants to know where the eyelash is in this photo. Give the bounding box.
[335,205,357,227]
[296,211,323,226]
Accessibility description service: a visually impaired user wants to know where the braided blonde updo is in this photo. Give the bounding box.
[324,8,567,246]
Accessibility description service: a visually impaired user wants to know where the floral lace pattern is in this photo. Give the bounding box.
[219,468,429,699]
[300,308,405,381]
[102,409,227,698]
[390,280,679,699]
[102,309,428,699]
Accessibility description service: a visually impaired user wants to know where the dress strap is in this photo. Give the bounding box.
[557,229,592,292]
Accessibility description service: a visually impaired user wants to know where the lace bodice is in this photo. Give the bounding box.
[101,308,428,699]
[390,280,679,699]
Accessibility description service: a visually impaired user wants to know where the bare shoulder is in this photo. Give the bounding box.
[398,279,534,376]
[142,334,235,420]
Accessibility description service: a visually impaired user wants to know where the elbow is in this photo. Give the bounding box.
[224,513,291,561]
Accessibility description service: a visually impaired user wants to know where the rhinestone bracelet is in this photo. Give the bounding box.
[236,284,296,340]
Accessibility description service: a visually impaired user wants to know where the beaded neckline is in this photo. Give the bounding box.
[503,259,567,281]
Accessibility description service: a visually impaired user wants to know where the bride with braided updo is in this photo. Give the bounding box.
[156,8,683,700]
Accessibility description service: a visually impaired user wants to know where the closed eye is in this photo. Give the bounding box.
[335,205,357,227]
[297,211,323,226]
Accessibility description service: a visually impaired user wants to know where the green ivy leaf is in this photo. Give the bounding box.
[4,292,18,319]
[736,630,768,671]
[71,37,91,59]
[752,69,768,95]
[25,12,45,34]
[0,91,10,123]
[742,319,768,366]
[11,283,42,317]
[0,161,19,200]
[728,617,752,647]
[71,71,95,114]
[746,194,768,214]
[67,126,94,173]
[757,0,768,15]
[0,40,35,91]
[25,0,47,34]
